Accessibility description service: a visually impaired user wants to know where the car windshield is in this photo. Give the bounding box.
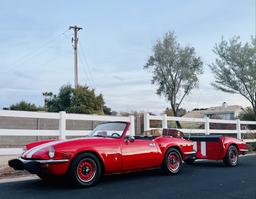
[90,122,127,138]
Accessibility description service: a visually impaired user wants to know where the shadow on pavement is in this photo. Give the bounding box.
[0,158,253,190]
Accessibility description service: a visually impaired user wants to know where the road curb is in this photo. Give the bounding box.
[0,176,38,184]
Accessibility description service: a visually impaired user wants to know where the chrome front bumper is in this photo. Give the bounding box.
[8,157,69,174]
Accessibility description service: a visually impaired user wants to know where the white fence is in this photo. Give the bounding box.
[0,110,135,155]
[144,113,256,143]
[1,110,256,155]
[0,110,135,139]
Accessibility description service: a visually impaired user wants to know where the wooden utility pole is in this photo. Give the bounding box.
[69,25,82,88]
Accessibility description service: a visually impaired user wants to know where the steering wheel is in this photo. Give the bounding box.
[111,133,120,137]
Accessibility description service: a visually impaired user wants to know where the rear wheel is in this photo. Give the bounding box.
[67,153,102,187]
[223,145,238,167]
[161,148,182,175]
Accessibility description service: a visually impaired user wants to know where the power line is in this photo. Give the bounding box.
[8,30,69,69]
[77,51,94,88]
[79,41,96,88]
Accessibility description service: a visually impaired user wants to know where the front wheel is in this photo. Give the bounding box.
[223,145,239,167]
[67,153,102,187]
[161,148,182,175]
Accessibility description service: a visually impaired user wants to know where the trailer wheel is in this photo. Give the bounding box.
[223,145,238,167]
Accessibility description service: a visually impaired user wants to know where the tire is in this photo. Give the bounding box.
[184,158,195,164]
[67,152,102,187]
[161,148,182,175]
[223,145,239,167]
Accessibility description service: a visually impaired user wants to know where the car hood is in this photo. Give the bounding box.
[22,137,118,159]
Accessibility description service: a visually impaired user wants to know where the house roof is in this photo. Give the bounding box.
[205,105,242,114]
[183,110,207,118]
[183,104,243,118]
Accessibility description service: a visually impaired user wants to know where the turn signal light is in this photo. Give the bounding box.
[48,146,55,159]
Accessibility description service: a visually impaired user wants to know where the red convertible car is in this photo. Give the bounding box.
[9,122,194,186]
[9,122,248,187]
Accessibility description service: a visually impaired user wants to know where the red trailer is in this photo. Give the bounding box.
[163,129,248,166]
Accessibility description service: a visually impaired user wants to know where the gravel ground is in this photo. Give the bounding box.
[0,155,31,179]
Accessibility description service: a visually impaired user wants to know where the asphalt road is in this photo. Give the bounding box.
[0,155,255,199]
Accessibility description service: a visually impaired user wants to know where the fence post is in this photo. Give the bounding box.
[144,112,150,132]
[59,111,66,140]
[205,116,210,135]
[162,114,168,129]
[129,115,135,136]
[236,119,241,140]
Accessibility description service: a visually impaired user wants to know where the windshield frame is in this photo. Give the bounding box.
[90,121,129,139]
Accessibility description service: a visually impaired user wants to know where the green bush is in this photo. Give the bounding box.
[251,143,256,151]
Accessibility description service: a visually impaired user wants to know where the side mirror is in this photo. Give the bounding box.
[125,135,135,143]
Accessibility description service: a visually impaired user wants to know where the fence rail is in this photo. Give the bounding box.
[0,110,256,155]
[0,110,135,139]
[144,113,256,143]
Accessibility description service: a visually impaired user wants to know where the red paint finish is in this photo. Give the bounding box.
[26,140,54,150]
[154,136,194,158]
[19,122,194,176]
[205,142,223,160]
[121,139,162,171]
[17,123,247,177]
[44,163,69,175]
[189,136,248,160]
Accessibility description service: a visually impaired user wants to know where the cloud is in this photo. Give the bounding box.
[0,0,253,114]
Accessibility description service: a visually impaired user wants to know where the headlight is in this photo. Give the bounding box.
[48,146,55,158]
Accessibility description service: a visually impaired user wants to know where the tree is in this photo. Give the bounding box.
[45,85,112,115]
[103,106,112,115]
[164,107,186,117]
[210,36,256,117]
[239,107,256,121]
[7,101,42,111]
[144,32,203,128]
[239,107,256,150]
[42,92,53,110]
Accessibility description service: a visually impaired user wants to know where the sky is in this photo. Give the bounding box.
[0,0,255,114]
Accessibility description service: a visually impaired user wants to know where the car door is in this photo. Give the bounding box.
[121,138,161,171]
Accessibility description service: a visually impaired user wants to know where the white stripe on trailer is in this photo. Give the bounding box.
[201,141,206,156]
[193,142,197,152]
